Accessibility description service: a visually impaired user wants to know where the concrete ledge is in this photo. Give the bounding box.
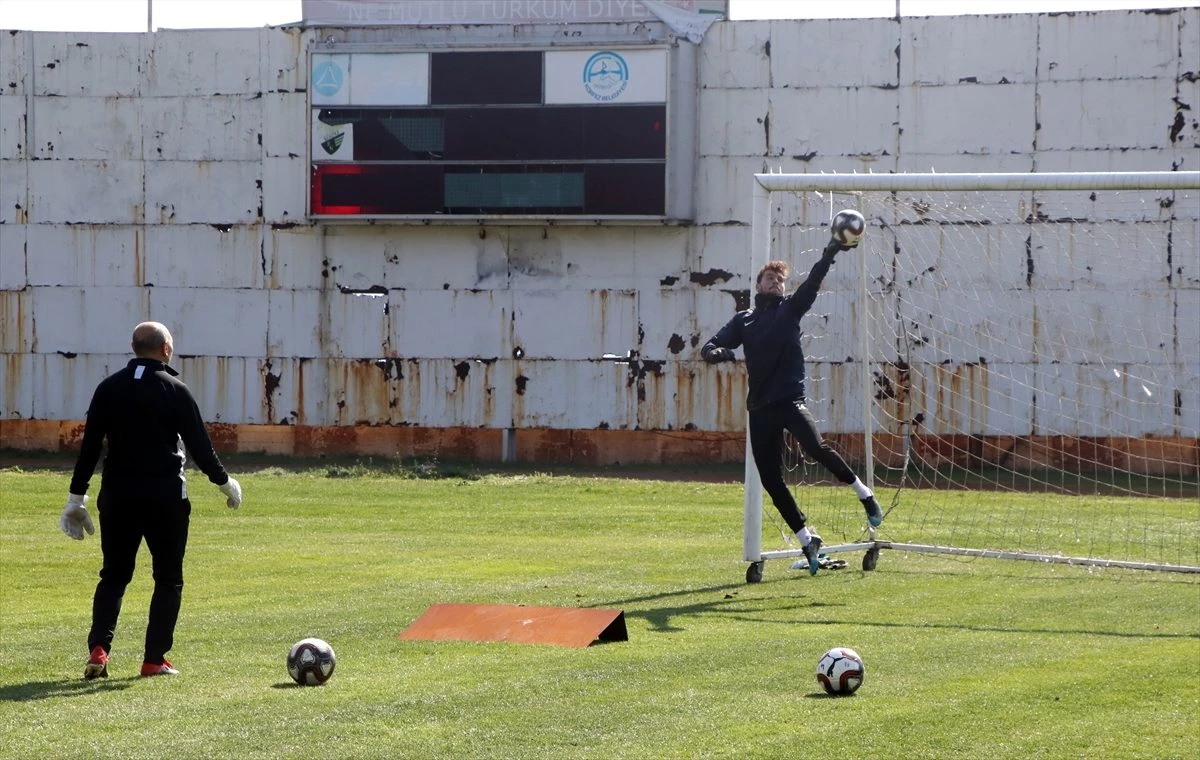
[1,419,1195,473]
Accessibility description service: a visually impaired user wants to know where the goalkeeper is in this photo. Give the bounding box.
[701,238,884,575]
[59,321,243,679]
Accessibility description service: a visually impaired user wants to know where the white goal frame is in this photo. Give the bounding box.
[743,171,1200,578]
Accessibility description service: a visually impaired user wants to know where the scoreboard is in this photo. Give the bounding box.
[309,47,689,221]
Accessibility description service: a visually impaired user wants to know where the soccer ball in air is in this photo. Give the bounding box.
[831,209,866,247]
[287,637,336,686]
[816,647,865,696]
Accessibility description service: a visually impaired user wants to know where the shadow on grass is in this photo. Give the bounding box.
[594,580,841,633]
[804,691,860,699]
[0,677,136,701]
[591,577,1199,640]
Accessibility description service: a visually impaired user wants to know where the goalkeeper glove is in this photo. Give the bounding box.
[60,493,94,540]
[219,477,242,510]
[824,238,853,257]
[703,347,735,364]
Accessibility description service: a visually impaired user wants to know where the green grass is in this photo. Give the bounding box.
[1,461,1197,759]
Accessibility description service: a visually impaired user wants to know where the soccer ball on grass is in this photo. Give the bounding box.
[816,646,865,695]
[287,637,336,686]
[831,209,866,247]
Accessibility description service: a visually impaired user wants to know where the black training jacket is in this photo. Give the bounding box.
[69,358,230,500]
[701,249,838,411]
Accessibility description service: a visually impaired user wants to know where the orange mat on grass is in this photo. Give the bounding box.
[398,603,628,648]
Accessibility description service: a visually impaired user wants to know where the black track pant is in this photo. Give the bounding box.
[749,399,857,534]
[88,491,191,664]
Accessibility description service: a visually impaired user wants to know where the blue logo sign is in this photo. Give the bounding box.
[312,60,344,98]
[583,52,628,102]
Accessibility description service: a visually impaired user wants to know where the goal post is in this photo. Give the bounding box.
[743,171,1200,578]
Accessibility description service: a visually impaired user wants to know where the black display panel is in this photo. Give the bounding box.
[312,104,668,216]
[311,163,664,216]
[316,105,666,162]
[430,51,543,105]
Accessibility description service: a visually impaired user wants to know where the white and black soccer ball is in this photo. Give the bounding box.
[816,646,865,696]
[287,637,336,686]
[831,209,866,247]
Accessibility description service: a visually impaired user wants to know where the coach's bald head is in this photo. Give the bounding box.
[132,322,174,363]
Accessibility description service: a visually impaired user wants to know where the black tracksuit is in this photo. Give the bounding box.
[702,244,858,533]
[70,357,231,664]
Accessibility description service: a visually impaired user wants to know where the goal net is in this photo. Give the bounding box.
[742,171,1200,578]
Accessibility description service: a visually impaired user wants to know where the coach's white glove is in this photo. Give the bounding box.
[60,493,94,540]
[219,477,242,510]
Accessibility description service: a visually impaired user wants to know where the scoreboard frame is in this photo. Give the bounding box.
[306,43,696,224]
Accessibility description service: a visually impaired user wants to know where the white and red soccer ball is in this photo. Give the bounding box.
[816,646,865,695]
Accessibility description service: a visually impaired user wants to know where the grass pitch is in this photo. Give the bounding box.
[1,458,1197,759]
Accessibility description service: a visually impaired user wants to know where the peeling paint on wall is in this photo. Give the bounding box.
[0,12,1197,464]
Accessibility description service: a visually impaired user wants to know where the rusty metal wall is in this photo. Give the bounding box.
[0,10,1197,453]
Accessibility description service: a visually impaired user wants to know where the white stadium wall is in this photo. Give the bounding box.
[0,9,1197,467]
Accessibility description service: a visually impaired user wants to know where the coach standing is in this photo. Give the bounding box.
[59,321,243,679]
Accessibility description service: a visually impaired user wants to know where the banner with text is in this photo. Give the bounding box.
[301,0,726,26]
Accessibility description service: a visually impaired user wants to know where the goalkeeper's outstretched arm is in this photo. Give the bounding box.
[789,238,849,316]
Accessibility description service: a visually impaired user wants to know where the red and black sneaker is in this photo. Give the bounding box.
[83,645,109,680]
[140,659,180,677]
